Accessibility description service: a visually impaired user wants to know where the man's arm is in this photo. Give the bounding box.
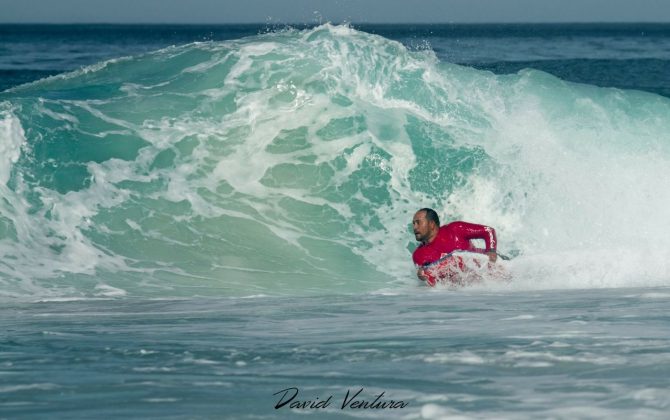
[453,221,498,262]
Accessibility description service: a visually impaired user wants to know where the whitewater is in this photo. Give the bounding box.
[1,24,670,418]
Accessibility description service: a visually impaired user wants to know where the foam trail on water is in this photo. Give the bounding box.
[1,24,670,299]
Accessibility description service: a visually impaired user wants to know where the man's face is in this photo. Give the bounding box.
[412,211,434,243]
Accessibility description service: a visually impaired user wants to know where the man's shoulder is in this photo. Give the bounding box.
[441,221,466,231]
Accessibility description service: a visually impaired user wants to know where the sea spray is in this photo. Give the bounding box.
[1,24,670,299]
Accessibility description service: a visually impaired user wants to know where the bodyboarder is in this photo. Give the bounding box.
[411,208,498,286]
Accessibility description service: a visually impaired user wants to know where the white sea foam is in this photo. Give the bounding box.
[0,104,25,186]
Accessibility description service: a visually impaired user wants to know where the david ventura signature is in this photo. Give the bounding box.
[273,387,409,410]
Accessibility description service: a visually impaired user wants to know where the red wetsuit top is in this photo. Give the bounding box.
[412,221,497,267]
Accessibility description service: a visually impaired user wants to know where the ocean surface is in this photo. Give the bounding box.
[1,23,670,418]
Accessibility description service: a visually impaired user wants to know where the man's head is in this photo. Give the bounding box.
[412,208,440,244]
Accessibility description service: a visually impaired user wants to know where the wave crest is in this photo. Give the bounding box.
[1,24,670,298]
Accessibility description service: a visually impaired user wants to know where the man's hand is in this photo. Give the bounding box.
[487,251,497,263]
[417,268,428,281]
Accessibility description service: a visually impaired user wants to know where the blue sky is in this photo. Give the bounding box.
[1,0,669,24]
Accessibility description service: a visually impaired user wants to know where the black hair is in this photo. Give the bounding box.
[419,208,440,227]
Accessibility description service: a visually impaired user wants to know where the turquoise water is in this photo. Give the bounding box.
[1,24,670,418]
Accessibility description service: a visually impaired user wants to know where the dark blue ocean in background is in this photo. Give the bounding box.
[2,24,670,419]
[3,23,670,96]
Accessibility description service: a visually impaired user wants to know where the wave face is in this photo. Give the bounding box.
[1,24,670,298]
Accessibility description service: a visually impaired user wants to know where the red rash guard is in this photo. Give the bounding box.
[412,221,497,267]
